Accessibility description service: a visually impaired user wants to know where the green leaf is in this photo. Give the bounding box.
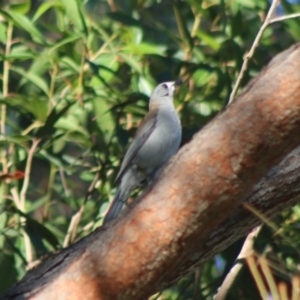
[27,98,49,122]
[106,12,146,28]
[118,52,142,74]
[0,134,31,145]
[92,97,114,138]
[0,253,19,293]
[5,53,35,60]
[1,95,48,122]
[193,68,215,87]
[196,31,221,51]
[5,206,60,253]
[60,0,87,35]
[0,212,8,249]
[39,149,65,167]
[88,62,119,89]
[24,217,60,252]
[10,66,49,95]
[49,34,81,53]
[124,43,166,55]
[55,117,89,136]
[6,44,34,60]
[60,56,80,72]
[35,102,75,138]
[0,22,7,42]
[32,1,63,22]
[0,9,46,44]
[10,0,31,15]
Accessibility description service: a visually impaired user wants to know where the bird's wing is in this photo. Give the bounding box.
[115,108,158,184]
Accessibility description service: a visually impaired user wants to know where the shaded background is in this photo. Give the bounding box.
[0,0,300,298]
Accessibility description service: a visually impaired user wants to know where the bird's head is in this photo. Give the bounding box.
[150,79,182,101]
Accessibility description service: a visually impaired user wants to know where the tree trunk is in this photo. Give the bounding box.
[2,43,300,300]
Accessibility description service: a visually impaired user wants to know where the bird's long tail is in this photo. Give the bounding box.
[102,188,128,224]
[103,171,137,224]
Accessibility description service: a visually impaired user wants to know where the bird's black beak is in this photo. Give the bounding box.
[174,78,183,87]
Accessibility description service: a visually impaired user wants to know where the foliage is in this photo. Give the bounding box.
[0,0,300,298]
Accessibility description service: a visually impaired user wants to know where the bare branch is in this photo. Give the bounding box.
[229,0,279,103]
[214,226,262,300]
[270,12,300,24]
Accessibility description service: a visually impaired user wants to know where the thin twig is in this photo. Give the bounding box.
[190,5,202,39]
[246,255,269,299]
[19,138,40,263]
[59,167,70,198]
[43,164,56,218]
[1,21,13,174]
[1,21,13,123]
[10,186,21,209]
[63,171,100,247]
[19,139,40,211]
[90,33,118,61]
[278,282,289,300]
[22,228,33,264]
[63,205,85,248]
[291,276,300,300]
[193,267,202,300]
[214,226,262,300]
[259,257,279,300]
[48,61,58,109]
[107,0,117,12]
[270,12,300,24]
[228,0,280,104]
[77,48,86,105]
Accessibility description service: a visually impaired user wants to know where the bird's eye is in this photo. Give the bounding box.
[162,84,168,89]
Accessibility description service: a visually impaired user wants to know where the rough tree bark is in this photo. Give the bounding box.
[2,43,300,300]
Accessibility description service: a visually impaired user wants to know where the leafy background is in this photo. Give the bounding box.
[0,0,300,299]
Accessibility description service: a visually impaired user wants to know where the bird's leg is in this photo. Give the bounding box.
[131,165,146,187]
[147,164,165,186]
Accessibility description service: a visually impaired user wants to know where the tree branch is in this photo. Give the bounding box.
[3,43,300,300]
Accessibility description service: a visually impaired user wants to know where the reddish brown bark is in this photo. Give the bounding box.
[3,43,300,300]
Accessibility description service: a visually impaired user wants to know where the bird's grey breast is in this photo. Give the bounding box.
[136,106,181,169]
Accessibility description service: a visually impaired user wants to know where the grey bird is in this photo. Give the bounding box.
[103,79,182,224]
